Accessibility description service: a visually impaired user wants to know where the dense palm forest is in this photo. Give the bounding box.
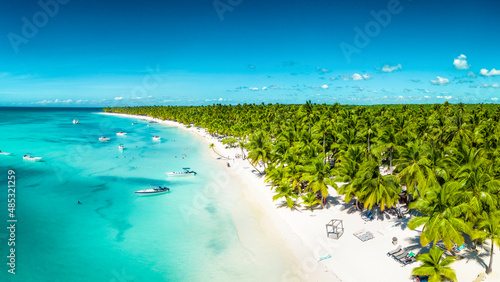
[105,102,500,275]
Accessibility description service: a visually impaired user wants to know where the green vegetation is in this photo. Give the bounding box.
[105,101,500,273]
[412,247,457,282]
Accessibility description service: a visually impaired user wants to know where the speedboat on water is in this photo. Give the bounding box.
[118,144,125,150]
[152,136,161,141]
[99,136,111,142]
[135,185,170,196]
[23,154,43,161]
[116,132,127,136]
[73,119,79,124]
[0,150,13,156]
[166,168,197,177]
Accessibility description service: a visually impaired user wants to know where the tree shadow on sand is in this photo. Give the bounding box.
[403,233,489,270]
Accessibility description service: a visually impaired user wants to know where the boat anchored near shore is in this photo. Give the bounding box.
[73,119,79,124]
[99,136,111,142]
[23,154,43,162]
[152,136,161,141]
[166,168,197,177]
[0,150,13,156]
[135,185,170,196]
[116,132,127,136]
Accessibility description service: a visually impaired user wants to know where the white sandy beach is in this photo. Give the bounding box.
[101,112,499,282]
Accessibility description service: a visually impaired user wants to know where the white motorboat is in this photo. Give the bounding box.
[166,168,197,177]
[118,144,125,150]
[116,132,127,136]
[23,154,43,162]
[73,119,79,124]
[0,150,13,156]
[135,185,170,196]
[99,136,110,142]
[152,136,161,141]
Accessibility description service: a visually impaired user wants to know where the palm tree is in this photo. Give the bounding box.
[396,142,433,198]
[272,181,298,210]
[209,143,226,158]
[354,161,400,211]
[301,192,321,211]
[411,247,457,282]
[408,182,471,250]
[247,131,271,174]
[472,210,500,274]
[302,157,336,208]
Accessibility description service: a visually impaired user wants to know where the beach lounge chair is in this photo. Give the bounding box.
[391,248,406,259]
[387,245,402,257]
[353,229,375,242]
[395,251,417,266]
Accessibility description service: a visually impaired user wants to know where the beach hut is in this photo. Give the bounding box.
[325,219,344,239]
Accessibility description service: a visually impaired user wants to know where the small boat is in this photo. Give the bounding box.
[118,144,125,150]
[131,122,137,125]
[135,185,170,196]
[0,150,14,156]
[166,168,197,177]
[23,154,43,162]
[152,136,161,141]
[73,119,79,124]
[116,132,127,136]
[99,136,111,142]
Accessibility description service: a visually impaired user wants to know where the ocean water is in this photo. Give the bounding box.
[0,108,295,282]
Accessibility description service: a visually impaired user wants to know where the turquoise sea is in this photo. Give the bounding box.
[0,108,295,282]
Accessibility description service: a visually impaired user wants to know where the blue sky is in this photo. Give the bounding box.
[1,0,500,106]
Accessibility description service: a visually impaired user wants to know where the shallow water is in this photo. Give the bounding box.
[0,108,295,282]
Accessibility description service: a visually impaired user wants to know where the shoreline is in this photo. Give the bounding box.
[100,112,336,281]
[100,112,498,282]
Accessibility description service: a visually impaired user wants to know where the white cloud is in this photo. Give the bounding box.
[352,73,363,80]
[480,68,500,76]
[249,87,259,91]
[321,84,329,89]
[262,86,267,90]
[493,83,499,88]
[430,76,450,85]
[341,75,349,81]
[363,74,372,80]
[424,96,430,98]
[32,100,52,104]
[453,54,470,69]
[329,77,335,81]
[467,71,476,78]
[62,99,73,103]
[218,98,223,101]
[114,97,123,100]
[492,98,499,101]
[381,64,402,73]
[445,96,452,99]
